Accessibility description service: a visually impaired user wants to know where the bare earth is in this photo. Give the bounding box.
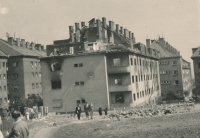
[29,105,200,138]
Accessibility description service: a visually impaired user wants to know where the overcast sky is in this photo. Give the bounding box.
[0,0,200,71]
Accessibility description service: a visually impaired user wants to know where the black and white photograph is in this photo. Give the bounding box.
[0,0,200,137]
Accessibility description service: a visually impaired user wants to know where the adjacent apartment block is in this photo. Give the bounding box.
[0,37,46,106]
[191,47,200,95]
[149,38,192,99]
[41,18,161,113]
[0,51,8,109]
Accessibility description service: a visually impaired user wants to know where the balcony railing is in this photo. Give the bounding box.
[107,66,130,74]
[109,85,132,92]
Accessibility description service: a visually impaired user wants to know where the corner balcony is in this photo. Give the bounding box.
[107,66,130,74]
[109,85,132,92]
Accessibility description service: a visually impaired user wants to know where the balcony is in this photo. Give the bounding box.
[107,66,130,74]
[109,85,132,92]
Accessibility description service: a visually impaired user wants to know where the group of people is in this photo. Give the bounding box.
[75,102,108,120]
[0,110,29,138]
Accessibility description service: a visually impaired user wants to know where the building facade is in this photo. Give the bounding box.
[149,38,192,99]
[0,37,45,106]
[0,51,8,109]
[41,18,161,113]
[191,47,200,95]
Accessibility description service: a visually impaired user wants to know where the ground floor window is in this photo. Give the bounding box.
[115,93,124,103]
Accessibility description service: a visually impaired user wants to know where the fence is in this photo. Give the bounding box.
[0,117,14,137]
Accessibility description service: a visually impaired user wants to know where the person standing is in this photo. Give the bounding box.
[98,106,102,116]
[84,102,89,119]
[6,110,29,138]
[75,104,82,120]
[104,106,108,116]
[89,102,93,119]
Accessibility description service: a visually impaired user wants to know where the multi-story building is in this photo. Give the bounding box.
[41,18,161,113]
[191,47,200,95]
[149,38,192,99]
[0,37,46,106]
[0,51,8,109]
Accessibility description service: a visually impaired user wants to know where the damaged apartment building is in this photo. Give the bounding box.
[0,37,46,107]
[147,38,192,99]
[41,17,161,113]
[191,47,200,96]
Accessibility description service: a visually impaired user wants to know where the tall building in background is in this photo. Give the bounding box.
[191,47,200,95]
[41,18,161,113]
[0,37,46,106]
[148,38,192,99]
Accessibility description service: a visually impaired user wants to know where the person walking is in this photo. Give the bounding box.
[6,110,29,138]
[75,104,82,120]
[98,106,102,116]
[84,102,89,119]
[88,102,93,119]
[104,106,108,116]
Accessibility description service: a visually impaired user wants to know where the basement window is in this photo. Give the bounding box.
[79,63,83,67]
[74,64,78,67]
[77,100,81,104]
[75,82,79,85]
[80,81,84,85]
[51,81,62,89]
[81,99,86,103]
[115,93,124,103]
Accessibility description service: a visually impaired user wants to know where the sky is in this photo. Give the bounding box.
[0,0,200,74]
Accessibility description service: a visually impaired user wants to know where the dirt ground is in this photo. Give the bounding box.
[29,104,200,138]
[51,112,200,138]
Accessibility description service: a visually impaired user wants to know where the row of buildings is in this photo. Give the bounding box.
[0,17,194,113]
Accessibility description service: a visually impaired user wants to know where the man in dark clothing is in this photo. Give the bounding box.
[98,106,102,116]
[84,102,89,119]
[6,110,29,138]
[75,104,82,120]
[104,106,108,115]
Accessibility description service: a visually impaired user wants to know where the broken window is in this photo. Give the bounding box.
[51,81,62,89]
[113,58,121,66]
[51,62,61,71]
[115,93,124,103]
[30,61,34,68]
[114,78,122,85]
[174,80,179,85]
[3,74,6,79]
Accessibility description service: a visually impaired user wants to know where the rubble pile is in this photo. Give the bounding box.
[109,103,194,120]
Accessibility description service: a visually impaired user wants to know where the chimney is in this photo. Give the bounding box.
[146,39,150,47]
[81,22,85,27]
[30,43,35,50]
[26,42,30,49]
[96,19,102,40]
[21,39,25,47]
[159,37,165,47]
[109,21,114,43]
[8,37,14,45]
[35,44,41,51]
[69,26,74,43]
[129,31,132,39]
[16,38,20,46]
[120,26,123,35]
[41,45,44,51]
[124,29,127,38]
[131,33,134,39]
[102,17,106,28]
[116,24,120,34]
[75,23,79,32]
